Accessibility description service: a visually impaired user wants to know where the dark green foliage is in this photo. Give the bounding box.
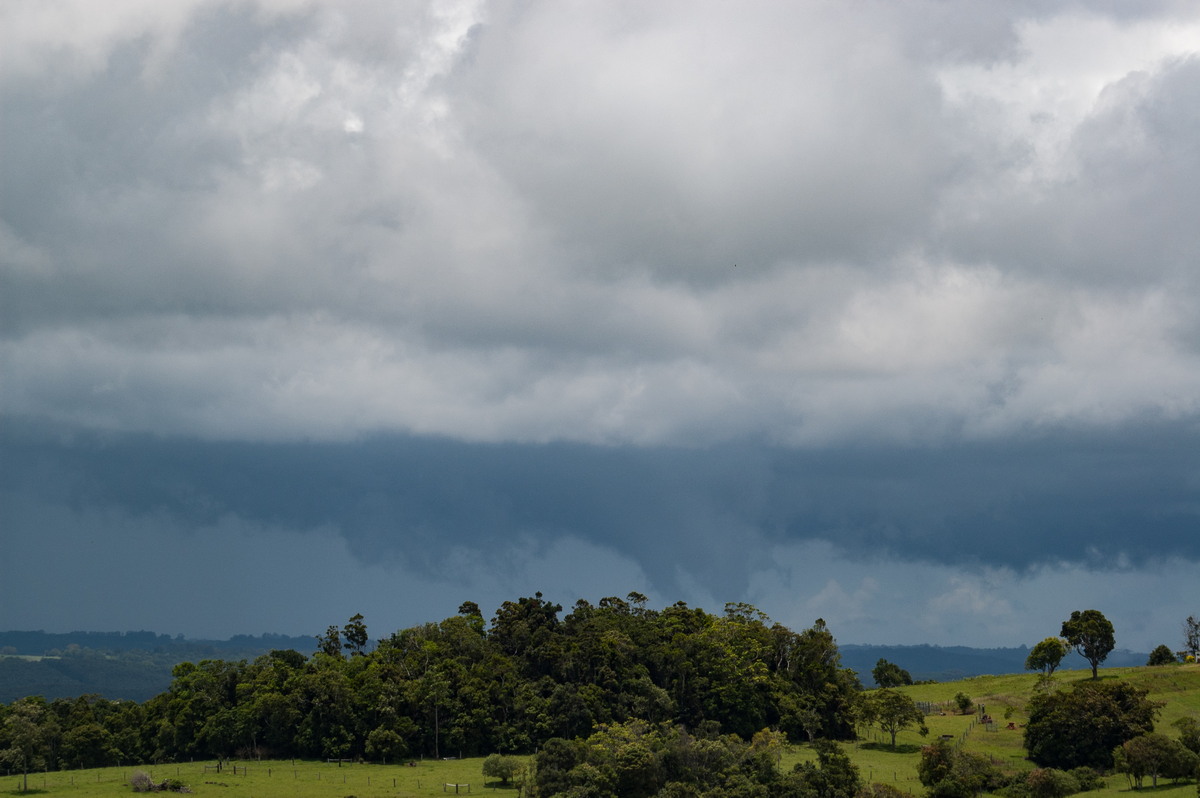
[781,738,862,798]
[1113,733,1200,788]
[482,752,521,785]
[342,614,369,656]
[918,739,1003,798]
[954,692,973,715]
[1060,610,1115,680]
[1147,644,1178,666]
[1025,768,1080,798]
[1067,766,1105,791]
[861,689,928,748]
[872,659,913,688]
[1024,680,1162,770]
[1175,717,1200,755]
[1025,638,1069,677]
[1,595,865,770]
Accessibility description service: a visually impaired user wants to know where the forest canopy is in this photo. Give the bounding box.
[0,595,861,768]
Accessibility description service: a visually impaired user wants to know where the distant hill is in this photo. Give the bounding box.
[0,630,1154,702]
[0,630,313,703]
[840,642,1152,684]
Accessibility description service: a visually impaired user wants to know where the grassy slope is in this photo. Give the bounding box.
[784,662,1200,797]
[10,664,1199,798]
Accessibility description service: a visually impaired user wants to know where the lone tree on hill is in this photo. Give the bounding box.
[1060,609,1115,679]
[1025,638,1069,676]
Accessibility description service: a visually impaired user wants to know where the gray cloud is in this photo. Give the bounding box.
[2,2,1199,644]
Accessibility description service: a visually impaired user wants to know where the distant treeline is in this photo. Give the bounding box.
[840,643,1151,684]
[0,630,312,657]
[0,595,862,768]
[0,632,314,704]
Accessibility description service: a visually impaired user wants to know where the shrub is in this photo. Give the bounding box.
[856,783,908,798]
[1148,645,1178,666]
[1068,766,1105,791]
[1026,768,1080,798]
[130,771,154,792]
[483,753,521,786]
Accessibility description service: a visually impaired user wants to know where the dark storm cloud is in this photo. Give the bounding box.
[5,420,1197,601]
[3,1,1200,643]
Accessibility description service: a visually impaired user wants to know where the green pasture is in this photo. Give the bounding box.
[4,757,523,798]
[7,664,1199,798]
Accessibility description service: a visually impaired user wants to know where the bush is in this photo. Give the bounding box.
[1024,680,1161,769]
[1148,645,1178,666]
[1026,768,1080,798]
[1067,767,1104,791]
[856,783,909,798]
[483,753,521,786]
[128,771,190,793]
[955,692,974,715]
[919,740,1003,798]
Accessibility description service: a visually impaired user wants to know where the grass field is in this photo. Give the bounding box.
[8,663,1199,797]
[4,757,522,798]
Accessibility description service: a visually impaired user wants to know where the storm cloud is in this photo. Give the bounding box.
[2,1,1198,647]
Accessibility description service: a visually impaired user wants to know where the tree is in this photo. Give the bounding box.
[1025,768,1081,798]
[1148,644,1178,666]
[1024,680,1161,769]
[1061,610,1115,679]
[1174,717,1200,756]
[1025,638,1069,676]
[483,753,521,785]
[1,697,57,793]
[1113,733,1199,788]
[342,614,369,656]
[871,659,913,688]
[783,738,862,798]
[954,693,973,715]
[861,689,928,748]
[315,625,342,658]
[918,739,1002,798]
[1181,616,1200,661]
[365,727,407,763]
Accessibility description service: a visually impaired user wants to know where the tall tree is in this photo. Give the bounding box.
[1181,615,1200,661]
[1,697,57,793]
[1060,609,1115,679]
[1025,638,1069,676]
[343,614,369,657]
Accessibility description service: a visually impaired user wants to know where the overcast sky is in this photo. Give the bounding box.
[2,0,1198,652]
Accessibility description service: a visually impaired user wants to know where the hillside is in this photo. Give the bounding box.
[0,628,1158,702]
[0,630,313,702]
[839,643,1152,684]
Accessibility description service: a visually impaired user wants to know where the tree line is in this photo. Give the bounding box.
[0,595,860,771]
[3,598,1196,798]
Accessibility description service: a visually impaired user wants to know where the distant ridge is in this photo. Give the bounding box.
[0,630,314,703]
[0,630,1154,702]
[839,642,1152,684]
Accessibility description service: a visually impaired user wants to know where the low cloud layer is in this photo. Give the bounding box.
[2,1,1198,646]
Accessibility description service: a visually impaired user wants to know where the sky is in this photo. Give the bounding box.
[1,0,1198,652]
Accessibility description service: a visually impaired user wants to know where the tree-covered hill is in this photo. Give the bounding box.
[0,595,862,768]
